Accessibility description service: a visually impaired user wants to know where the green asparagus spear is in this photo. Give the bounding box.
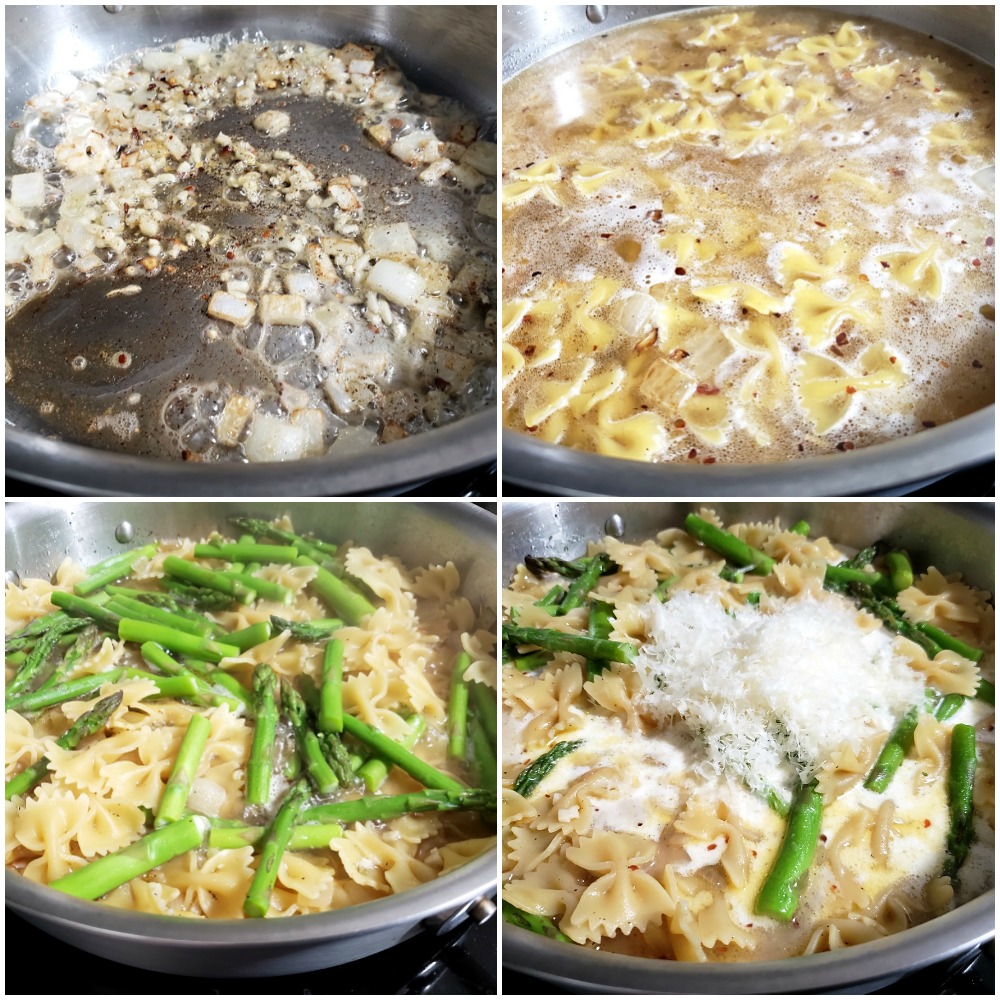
[209,822,344,851]
[104,594,213,637]
[49,815,208,900]
[512,740,584,798]
[448,651,473,760]
[156,713,212,827]
[160,580,237,611]
[73,544,158,597]
[684,513,775,575]
[504,650,553,672]
[196,542,299,564]
[557,553,617,616]
[295,556,375,626]
[282,680,339,794]
[864,705,923,793]
[225,621,273,653]
[5,610,78,650]
[6,615,90,700]
[39,626,101,691]
[270,616,344,642]
[502,624,637,665]
[247,665,278,807]
[5,691,123,800]
[523,555,591,579]
[584,599,615,678]
[789,520,810,536]
[318,638,345,733]
[654,574,679,601]
[470,716,496,788]
[229,517,335,566]
[302,787,496,825]
[318,729,357,788]
[243,779,312,918]
[976,678,994,706]
[943,723,977,882]
[533,585,566,612]
[883,551,914,594]
[162,556,255,604]
[934,694,967,723]
[914,622,983,663]
[219,570,293,605]
[117,619,239,663]
[340,713,465,792]
[6,670,124,713]
[356,714,426,792]
[470,682,497,749]
[754,780,823,921]
[502,900,573,942]
[49,591,125,631]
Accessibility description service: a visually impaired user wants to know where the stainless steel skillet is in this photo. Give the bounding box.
[5,6,498,496]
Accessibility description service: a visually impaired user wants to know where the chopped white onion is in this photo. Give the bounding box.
[365,258,426,308]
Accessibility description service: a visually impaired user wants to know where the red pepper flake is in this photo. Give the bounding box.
[668,348,689,361]
[972,359,983,368]
[814,220,827,227]
[695,383,720,395]
[262,229,271,238]
[835,331,849,346]
[986,236,994,247]
[923,819,931,828]
[673,419,686,429]
[707,843,718,851]
[600,233,613,239]
[922,420,937,428]
[687,448,698,459]
[845,385,857,395]
[972,258,981,267]
[880,260,890,268]
[835,441,855,451]
[123,202,130,216]
[523,345,536,358]
[889,356,897,363]
[526,425,539,432]
[858,273,869,282]
[675,266,686,275]
[703,456,717,464]
[819,834,827,842]
[225,250,235,260]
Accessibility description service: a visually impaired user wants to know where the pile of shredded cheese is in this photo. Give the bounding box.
[633,591,926,795]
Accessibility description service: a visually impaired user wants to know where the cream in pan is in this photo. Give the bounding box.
[501,8,994,464]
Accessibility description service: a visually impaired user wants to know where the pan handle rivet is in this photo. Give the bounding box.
[5,570,21,586]
[585,5,608,24]
[115,521,135,543]
[604,513,625,539]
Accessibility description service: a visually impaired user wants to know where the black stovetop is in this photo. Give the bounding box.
[6,904,497,995]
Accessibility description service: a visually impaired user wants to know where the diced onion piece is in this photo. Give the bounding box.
[365,258,426,308]
[216,394,255,447]
[5,231,29,264]
[207,290,256,328]
[253,109,291,137]
[462,141,497,176]
[243,411,309,462]
[610,290,661,342]
[259,293,306,326]
[284,269,321,301]
[10,172,46,208]
[363,222,417,257]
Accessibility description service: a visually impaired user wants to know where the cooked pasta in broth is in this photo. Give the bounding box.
[501,511,994,960]
[6,515,496,918]
[502,8,994,463]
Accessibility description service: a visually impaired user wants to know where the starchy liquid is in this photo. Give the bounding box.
[502,8,994,463]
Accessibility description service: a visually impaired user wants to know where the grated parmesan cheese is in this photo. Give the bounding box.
[633,591,926,796]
